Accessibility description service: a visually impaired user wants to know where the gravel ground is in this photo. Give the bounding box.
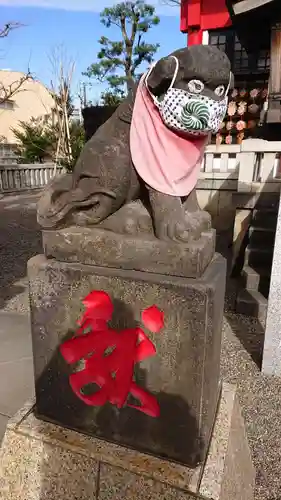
[0,194,281,499]
[222,313,281,500]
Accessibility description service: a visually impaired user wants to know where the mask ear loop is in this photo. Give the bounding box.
[144,60,157,87]
[226,71,233,95]
[144,61,159,106]
[144,56,180,105]
[168,56,180,89]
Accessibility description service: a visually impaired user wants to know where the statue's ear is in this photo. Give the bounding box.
[146,57,178,97]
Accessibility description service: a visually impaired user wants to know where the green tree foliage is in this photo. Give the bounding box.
[66,120,85,171]
[12,117,85,170]
[100,89,125,106]
[12,119,53,163]
[83,1,160,95]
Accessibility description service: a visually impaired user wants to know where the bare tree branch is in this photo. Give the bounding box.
[0,22,33,104]
[160,0,180,5]
[0,70,33,104]
[0,22,23,38]
[48,45,76,168]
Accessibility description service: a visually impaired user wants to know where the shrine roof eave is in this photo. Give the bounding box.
[226,0,279,51]
[229,0,275,16]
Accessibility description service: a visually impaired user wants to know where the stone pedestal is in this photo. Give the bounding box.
[28,242,225,468]
[0,384,255,500]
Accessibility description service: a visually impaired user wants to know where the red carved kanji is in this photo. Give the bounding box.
[60,291,164,418]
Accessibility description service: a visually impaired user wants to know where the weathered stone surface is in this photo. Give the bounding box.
[233,192,281,210]
[231,208,252,271]
[0,384,255,500]
[0,430,98,500]
[98,198,212,239]
[98,465,192,500]
[5,400,201,492]
[199,383,255,500]
[42,211,216,279]
[28,253,226,467]
[262,190,281,375]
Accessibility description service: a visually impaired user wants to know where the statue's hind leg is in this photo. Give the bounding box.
[71,195,117,226]
[37,173,74,228]
[37,174,117,229]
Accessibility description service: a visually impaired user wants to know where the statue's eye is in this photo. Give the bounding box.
[187,79,204,94]
[214,85,225,97]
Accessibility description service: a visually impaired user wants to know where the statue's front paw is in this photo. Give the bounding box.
[155,217,191,242]
[185,209,211,231]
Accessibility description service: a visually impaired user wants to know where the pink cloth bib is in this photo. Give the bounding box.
[130,76,207,197]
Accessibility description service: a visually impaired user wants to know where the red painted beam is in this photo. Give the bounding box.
[188,0,201,26]
[180,0,232,35]
[188,28,203,45]
[201,0,232,29]
[180,0,189,32]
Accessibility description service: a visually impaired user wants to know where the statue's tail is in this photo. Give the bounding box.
[37,173,116,228]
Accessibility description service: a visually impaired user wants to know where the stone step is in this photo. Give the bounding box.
[244,246,273,269]
[236,289,268,322]
[248,226,276,248]
[241,265,271,297]
[252,209,277,231]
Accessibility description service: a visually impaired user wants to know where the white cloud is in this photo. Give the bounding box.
[0,0,178,16]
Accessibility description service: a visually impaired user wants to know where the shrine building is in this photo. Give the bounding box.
[180,0,281,144]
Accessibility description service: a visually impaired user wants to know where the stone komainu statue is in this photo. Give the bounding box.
[38,45,233,242]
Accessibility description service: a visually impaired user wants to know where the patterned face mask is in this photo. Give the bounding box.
[145,56,231,137]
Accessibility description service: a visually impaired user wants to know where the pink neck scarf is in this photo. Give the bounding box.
[130,76,207,197]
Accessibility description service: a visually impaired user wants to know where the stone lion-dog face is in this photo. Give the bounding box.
[146,44,233,137]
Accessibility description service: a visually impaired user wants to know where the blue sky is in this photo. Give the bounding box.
[0,1,186,103]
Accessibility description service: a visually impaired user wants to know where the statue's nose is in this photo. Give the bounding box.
[181,100,210,130]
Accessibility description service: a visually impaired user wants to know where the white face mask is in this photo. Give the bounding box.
[145,56,231,137]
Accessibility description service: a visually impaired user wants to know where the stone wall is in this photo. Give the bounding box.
[197,178,237,233]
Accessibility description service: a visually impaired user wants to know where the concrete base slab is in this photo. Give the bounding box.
[0,383,255,500]
[0,312,34,418]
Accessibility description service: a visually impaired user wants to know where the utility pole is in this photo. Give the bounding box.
[79,81,88,108]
